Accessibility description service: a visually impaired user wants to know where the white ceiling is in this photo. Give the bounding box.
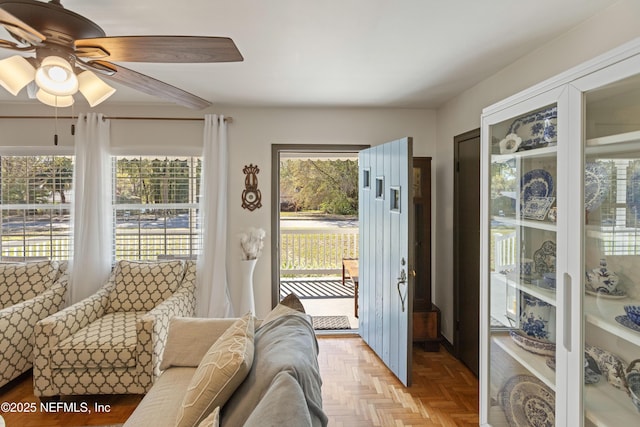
[0,0,621,109]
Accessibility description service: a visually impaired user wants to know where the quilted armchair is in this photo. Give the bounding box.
[0,260,67,388]
[33,259,196,397]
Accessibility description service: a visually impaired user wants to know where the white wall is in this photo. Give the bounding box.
[0,102,436,318]
[434,0,640,342]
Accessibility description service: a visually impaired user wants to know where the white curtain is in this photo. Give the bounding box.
[197,114,234,317]
[70,113,113,303]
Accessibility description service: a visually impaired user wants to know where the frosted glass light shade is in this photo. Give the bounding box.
[0,55,36,95]
[36,89,74,107]
[35,56,78,96]
[78,70,116,107]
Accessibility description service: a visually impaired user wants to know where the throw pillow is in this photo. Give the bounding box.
[0,261,56,308]
[197,406,220,427]
[108,260,184,312]
[280,292,306,312]
[175,313,255,427]
[261,293,308,327]
[161,317,238,370]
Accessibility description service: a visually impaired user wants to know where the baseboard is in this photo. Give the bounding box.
[439,335,454,354]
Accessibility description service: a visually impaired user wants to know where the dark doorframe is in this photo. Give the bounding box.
[453,128,480,376]
[270,144,369,309]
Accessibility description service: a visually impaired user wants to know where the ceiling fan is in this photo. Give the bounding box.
[0,0,243,109]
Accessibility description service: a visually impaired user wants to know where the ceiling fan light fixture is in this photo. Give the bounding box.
[78,70,116,107]
[0,55,36,96]
[35,88,75,107]
[35,55,78,96]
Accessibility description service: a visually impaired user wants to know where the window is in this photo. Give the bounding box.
[0,155,73,260]
[112,156,201,260]
[597,158,640,256]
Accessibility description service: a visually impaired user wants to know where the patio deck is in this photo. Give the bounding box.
[280,277,354,299]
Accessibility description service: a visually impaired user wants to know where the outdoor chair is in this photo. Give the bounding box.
[0,260,68,388]
[33,259,196,396]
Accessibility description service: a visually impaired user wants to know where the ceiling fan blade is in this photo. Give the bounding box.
[76,36,243,63]
[0,7,45,45]
[89,60,212,109]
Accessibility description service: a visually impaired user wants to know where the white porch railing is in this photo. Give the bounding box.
[280,227,359,275]
[494,231,516,272]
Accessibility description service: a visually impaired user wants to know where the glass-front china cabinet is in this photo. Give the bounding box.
[481,39,640,427]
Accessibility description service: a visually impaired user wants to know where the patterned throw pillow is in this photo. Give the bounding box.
[176,313,255,427]
[0,261,56,308]
[197,406,220,427]
[108,260,184,312]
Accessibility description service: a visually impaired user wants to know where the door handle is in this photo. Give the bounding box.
[397,268,407,312]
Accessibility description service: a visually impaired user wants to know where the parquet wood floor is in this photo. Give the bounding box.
[0,336,478,426]
[319,335,479,426]
[0,372,142,427]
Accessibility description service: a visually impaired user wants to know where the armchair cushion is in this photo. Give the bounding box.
[108,260,184,312]
[0,261,57,308]
[50,311,145,369]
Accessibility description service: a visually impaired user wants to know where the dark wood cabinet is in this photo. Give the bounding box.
[412,157,440,351]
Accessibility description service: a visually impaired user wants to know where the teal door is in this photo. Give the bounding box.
[359,137,414,386]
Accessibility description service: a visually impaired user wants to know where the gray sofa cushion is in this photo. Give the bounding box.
[243,371,313,427]
[221,314,328,427]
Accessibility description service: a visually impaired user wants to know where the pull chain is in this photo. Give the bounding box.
[71,102,75,136]
[54,98,58,146]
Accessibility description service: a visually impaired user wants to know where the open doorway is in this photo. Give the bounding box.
[271,144,368,331]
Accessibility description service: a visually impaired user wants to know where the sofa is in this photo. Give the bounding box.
[0,260,68,388]
[124,295,327,427]
[33,259,196,396]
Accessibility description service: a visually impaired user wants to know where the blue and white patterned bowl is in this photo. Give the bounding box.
[543,273,556,289]
[624,305,640,326]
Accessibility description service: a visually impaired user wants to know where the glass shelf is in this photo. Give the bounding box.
[492,146,558,164]
[491,216,557,231]
[506,277,557,306]
[585,380,640,427]
[584,297,640,347]
[491,331,556,391]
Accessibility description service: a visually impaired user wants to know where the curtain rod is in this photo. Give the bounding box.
[0,115,233,123]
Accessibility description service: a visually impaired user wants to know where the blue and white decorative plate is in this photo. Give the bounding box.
[522,196,555,220]
[585,284,627,299]
[498,374,555,427]
[509,329,556,357]
[520,169,554,209]
[615,315,640,333]
[626,163,640,221]
[507,105,558,151]
[585,162,611,212]
[533,240,556,275]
